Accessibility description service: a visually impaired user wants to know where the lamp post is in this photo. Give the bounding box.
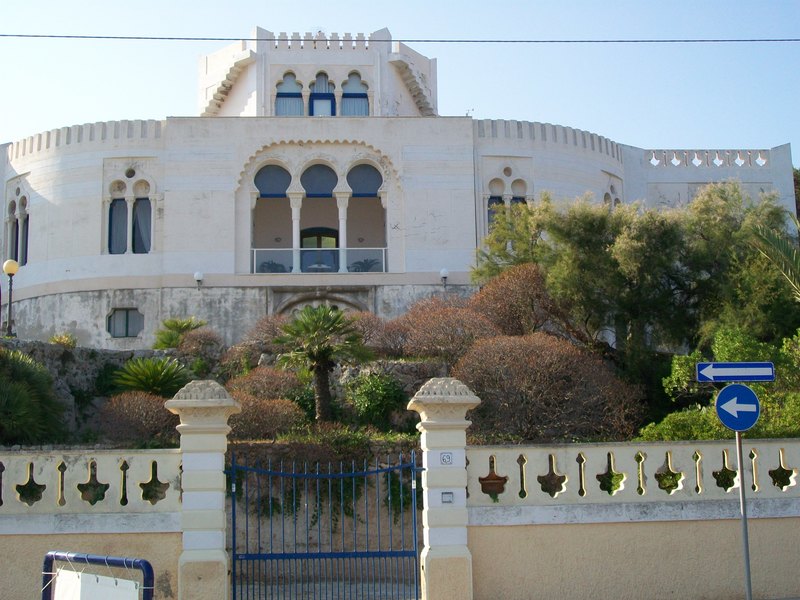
[3,259,19,337]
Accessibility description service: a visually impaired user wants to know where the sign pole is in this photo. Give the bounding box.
[735,430,753,600]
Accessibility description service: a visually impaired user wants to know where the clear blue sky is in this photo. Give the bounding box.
[2,0,799,166]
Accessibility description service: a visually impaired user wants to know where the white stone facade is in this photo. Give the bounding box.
[1,28,795,349]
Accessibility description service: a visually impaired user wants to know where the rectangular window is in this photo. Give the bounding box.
[107,308,144,338]
[275,94,303,116]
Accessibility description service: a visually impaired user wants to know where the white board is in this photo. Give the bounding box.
[53,568,140,600]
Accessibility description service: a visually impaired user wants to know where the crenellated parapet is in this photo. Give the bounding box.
[6,119,164,162]
[266,30,379,51]
[645,148,771,169]
[475,119,624,163]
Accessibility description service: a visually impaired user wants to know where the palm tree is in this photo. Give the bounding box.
[275,305,372,421]
[753,214,800,302]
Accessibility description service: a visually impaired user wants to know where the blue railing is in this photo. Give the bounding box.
[228,453,420,599]
[42,551,154,600]
[252,248,387,273]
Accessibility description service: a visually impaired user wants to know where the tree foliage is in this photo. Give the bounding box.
[153,316,207,349]
[0,348,67,445]
[639,326,800,440]
[275,305,372,421]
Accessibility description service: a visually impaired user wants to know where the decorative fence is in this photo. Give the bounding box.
[407,378,800,600]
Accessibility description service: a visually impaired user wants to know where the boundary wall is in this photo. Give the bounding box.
[408,378,800,600]
[0,380,239,600]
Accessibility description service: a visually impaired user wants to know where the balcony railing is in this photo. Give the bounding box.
[252,247,387,274]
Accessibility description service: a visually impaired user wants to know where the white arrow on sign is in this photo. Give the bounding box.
[720,397,759,418]
[699,364,773,380]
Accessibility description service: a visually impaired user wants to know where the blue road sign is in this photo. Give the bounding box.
[715,384,761,432]
[697,362,774,383]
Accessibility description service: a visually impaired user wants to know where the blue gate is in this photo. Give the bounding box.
[228,452,421,599]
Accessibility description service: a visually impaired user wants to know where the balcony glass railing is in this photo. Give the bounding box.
[252,248,386,274]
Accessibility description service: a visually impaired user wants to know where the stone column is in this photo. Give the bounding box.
[289,192,303,273]
[407,377,481,600]
[125,195,134,254]
[165,380,240,600]
[335,192,349,272]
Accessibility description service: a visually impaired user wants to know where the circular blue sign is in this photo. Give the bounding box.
[715,384,761,432]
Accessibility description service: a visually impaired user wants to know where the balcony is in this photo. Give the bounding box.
[252,248,387,274]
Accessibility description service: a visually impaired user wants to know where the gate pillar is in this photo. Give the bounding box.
[166,380,240,600]
[408,377,480,600]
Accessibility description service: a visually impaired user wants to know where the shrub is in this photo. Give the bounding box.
[468,263,562,336]
[378,319,410,358]
[113,357,191,398]
[228,391,306,440]
[49,332,77,349]
[0,348,67,445]
[244,314,290,356]
[217,343,261,382]
[400,297,500,367]
[177,327,225,376]
[153,316,206,350]
[350,312,388,353]
[345,373,406,430]
[226,366,306,400]
[96,391,179,446]
[453,333,643,442]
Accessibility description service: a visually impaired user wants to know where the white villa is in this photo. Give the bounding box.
[1,27,795,349]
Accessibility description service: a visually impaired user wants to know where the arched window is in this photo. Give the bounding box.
[108,198,127,254]
[301,164,337,197]
[488,196,504,226]
[255,165,292,197]
[309,73,335,116]
[275,73,303,116]
[132,198,151,254]
[346,164,382,197]
[341,72,368,116]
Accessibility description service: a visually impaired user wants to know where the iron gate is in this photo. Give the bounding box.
[228,452,421,599]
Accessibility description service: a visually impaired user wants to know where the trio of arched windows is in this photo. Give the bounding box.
[255,163,382,198]
[275,72,369,116]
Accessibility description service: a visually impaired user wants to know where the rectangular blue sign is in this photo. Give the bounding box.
[696,362,775,383]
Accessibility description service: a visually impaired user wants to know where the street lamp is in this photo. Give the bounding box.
[3,259,19,337]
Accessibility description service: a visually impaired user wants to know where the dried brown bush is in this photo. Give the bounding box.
[377,319,410,358]
[453,333,643,442]
[468,263,556,335]
[96,391,179,446]
[244,314,291,354]
[400,297,500,367]
[350,311,387,351]
[226,365,305,400]
[217,342,262,382]
[228,391,306,440]
[177,327,225,375]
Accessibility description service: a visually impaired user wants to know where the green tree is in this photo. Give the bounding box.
[275,305,372,421]
[153,316,206,349]
[472,196,548,283]
[639,326,800,441]
[752,213,800,303]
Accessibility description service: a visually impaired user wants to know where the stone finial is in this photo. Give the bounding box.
[165,380,240,421]
[407,377,481,425]
[172,380,231,401]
